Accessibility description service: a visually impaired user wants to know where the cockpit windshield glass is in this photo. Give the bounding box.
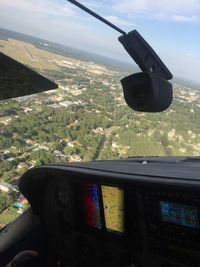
[0,0,200,226]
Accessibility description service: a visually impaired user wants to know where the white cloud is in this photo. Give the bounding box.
[2,0,199,23]
[172,15,198,22]
[113,0,200,23]
[0,0,75,17]
[114,0,200,14]
[186,52,192,57]
[103,15,135,26]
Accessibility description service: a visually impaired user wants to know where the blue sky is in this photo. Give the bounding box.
[0,0,200,83]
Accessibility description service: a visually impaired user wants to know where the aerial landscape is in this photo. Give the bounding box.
[0,28,200,226]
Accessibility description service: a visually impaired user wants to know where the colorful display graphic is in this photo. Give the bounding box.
[84,184,102,229]
[101,186,124,233]
[160,201,199,229]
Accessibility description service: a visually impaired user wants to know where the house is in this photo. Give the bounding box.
[17,162,29,170]
[59,100,74,107]
[0,182,13,192]
[26,139,35,145]
[67,142,74,148]
[18,194,28,204]
[54,150,63,157]
[7,157,15,162]
[68,155,82,162]
[0,224,6,230]
[20,198,28,204]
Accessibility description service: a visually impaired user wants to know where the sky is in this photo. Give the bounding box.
[0,0,200,83]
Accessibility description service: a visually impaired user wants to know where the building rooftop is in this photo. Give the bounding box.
[0,181,13,189]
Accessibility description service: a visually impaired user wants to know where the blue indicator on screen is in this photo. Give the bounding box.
[84,184,102,229]
[160,201,199,229]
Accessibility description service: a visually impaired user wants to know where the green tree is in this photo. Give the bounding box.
[0,191,13,212]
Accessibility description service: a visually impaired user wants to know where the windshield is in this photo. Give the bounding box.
[0,0,200,226]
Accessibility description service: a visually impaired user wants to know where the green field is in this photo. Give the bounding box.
[0,207,19,225]
[0,38,78,74]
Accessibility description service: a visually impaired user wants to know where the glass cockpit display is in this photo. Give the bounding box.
[84,184,102,229]
[101,186,124,233]
[84,183,124,233]
[160,201,199,229]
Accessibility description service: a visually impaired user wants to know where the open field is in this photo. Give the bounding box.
[0,38,80,73]
[0,207,19,225]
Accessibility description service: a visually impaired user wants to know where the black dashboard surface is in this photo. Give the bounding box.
[18,157,200,267]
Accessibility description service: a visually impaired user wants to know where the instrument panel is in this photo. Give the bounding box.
[43,177,140,267]
[18,159,200,267]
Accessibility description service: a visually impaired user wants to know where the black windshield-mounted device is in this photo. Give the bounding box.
[119,30,173,112]
[67,0,173,112]
[118,30,172,80]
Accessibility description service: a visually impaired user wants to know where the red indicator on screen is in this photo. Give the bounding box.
[84,184,102,229]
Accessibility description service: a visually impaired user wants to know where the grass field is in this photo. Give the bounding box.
[0,38,78,74]
[0,207,19,225]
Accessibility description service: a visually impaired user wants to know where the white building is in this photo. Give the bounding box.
[0,182,13,192]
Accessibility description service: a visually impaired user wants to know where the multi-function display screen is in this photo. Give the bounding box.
[84,183,124,233]
[160,201,199,229]
[102,186,124,233]
[84,184,102,229]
